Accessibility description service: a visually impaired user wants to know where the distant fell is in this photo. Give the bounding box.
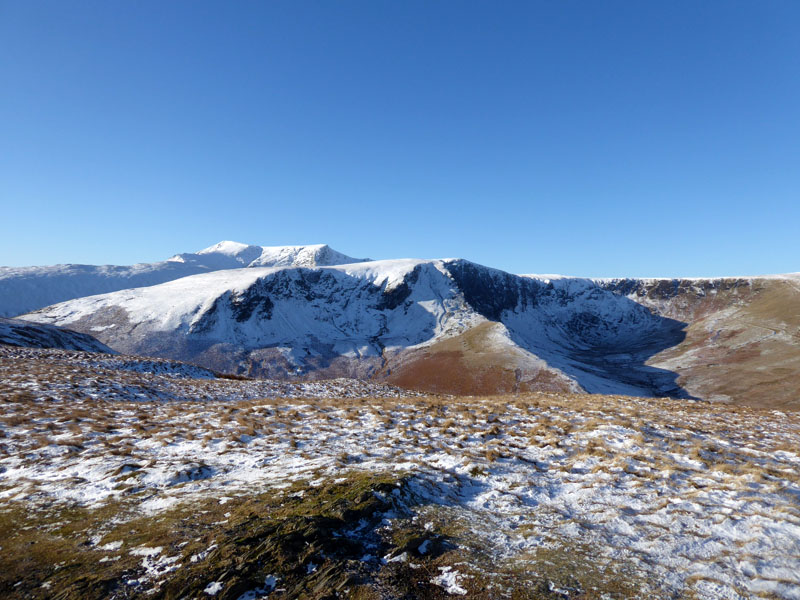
[0,242,367,317]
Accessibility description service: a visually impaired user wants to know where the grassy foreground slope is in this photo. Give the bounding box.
[1,346,799,600]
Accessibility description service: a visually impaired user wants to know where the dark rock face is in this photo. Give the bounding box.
[231,284,275,322]
[596,277,766,324]
[599,277,757,302]
[376,265,420,311]
[189,295,226,335]
[187,267,426,342]
[444,260,539,320]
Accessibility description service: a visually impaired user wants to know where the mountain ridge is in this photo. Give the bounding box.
[21,257,689,400]
[8,244,800,407]
[0,242,368,317]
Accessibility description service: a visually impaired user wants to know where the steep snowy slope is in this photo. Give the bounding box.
[0,242,367,317]
[0,317,113,353]
[22,259,687,398]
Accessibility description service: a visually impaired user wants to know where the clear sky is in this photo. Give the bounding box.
[1,1,798,277]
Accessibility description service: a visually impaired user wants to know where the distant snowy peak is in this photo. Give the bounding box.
[0,241,367,317]
[197,240,260,257]
[168,241,369,270]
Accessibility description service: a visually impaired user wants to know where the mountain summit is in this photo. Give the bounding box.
[169,241,368,270]
[0,242,366,317]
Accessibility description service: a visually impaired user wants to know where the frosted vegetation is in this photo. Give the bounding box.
[0,345,419,403]
[1,347,798,598]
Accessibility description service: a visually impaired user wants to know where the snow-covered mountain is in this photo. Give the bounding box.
[0,242,367,317]
[167,241,367,270]
[11,244,800,405]
[21,258,688,398]
[0,317,113,353]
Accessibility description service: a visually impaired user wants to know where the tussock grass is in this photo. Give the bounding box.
[2,347,799,599]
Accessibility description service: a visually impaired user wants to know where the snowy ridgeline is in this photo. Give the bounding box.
[0,241,368,317]
[4,239,798,325]
[1,385,798,599]
[19,256,681,352]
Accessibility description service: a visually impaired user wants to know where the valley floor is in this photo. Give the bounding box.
[1,346,799,599]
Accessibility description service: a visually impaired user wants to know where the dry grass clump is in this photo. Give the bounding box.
[579,436,612,459]
[2,413,30,427]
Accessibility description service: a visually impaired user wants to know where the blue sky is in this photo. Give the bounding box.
[1,1,798,276]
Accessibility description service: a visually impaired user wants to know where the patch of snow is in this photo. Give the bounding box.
[236,575,278,600]
[432,566,468,595]
[385,552,409,563]
[190,543,218,563]
[203,581,224,595]
[130,546,163,557]
[98,540,123,551]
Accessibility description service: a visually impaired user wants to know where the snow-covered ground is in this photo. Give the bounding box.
[0,345,421,403]
[1,349,798,599]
